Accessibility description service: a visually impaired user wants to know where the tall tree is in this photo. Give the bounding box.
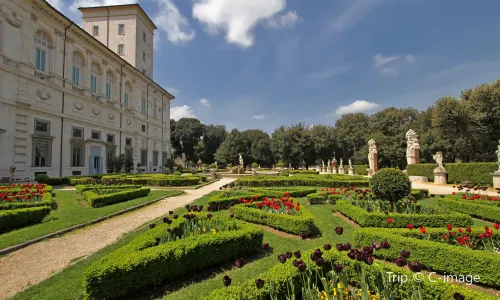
[214,129,246,165]
[198,124,227,163]
[171,118,204,162]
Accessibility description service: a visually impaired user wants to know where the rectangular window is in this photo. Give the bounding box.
[106,134,115,144]
[125,137,132,146]
[125,148,133,160]
[35,48,46,72]
[92,26,99,37]
[90,76,97,93]
[124,92,129,107]
[142,52,146,62]
[72,66,80,86]
[34,118,50,134]
[32,137,52,167]
[143,31,146,43]
[118,24,125,35]
[71,143,85,167]
[91,130,101,140]
[140,149,147,166]
[118,44,124,56]
[153,98,157,119]
[72,126,83,139]
[141,124,146,133]
[153,151,159,166]
[106,83,111,99]
[106,146,115,169]
[141,98,146,114]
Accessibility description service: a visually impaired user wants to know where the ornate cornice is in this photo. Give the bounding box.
[0,6,23,28]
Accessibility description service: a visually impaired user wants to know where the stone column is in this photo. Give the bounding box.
[434,168,447,185]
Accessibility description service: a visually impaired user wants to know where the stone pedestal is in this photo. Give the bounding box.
[328,166,332,173]
[433,168,447,185]
[409,176,428,183]
[252,169,257,175]
[492,173,500,189]
[332,167,338,174]
[338,168,345,174]
[367,168,374,177]
[348,168,354,175]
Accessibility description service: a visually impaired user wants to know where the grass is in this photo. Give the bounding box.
[12,190,494,300]
[0,190,180,250]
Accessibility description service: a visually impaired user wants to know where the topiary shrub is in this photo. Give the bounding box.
[369,168,411,202]
[251,162,259,168]
[173,171,181,176]
[35,174,49,183]
[276,162,285,168]
[210,163,216,168]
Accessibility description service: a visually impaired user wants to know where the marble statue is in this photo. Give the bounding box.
[368,139,378,174]
[496,140,500,173]
[239,153,244,168]
[433,151,445,170]
[215,160,218,169]
[339,158,343,168]
[406,129,421,165]
[348,158,352,168]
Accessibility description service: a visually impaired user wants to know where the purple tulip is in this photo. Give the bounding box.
[343,242,351,250]
[285,252,292,259]
[278,254,287,264]
[365,256,374,265]
[223,275,232,287]
[323,244,332,251]
[293,251,301,258]
[315,257,325,266]
[149,223,156,229]
[408,261,423,272]
[333,264,343,273]
[335,226,344,235]
[395,257,406,267]
[336,244,344,251]
[401,249,410,259]
[255,279,265,289]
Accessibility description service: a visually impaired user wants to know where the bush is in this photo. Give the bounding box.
[83,188,151,207]
[370,168,411,202]
[233,204,315,235]
[336,200,473,228]
[0,206,51,232]
[83,216,263,299]
[276,162,285,168]
[35,174,49,183]
[173,171,181,175]
[251,162,259,168]
[354,228,500,288]
[99,175,202,187]
[0,191,53,210]
[438,198,500,223]
[280,170,319,176]
[205,247,496,300]
[306,192,343,204]
[210,163,216,168]
[236,175,368,188]
[75,184,142,194]
[407,162,498,185]
[410,188,429,200]
[353,164,369,175]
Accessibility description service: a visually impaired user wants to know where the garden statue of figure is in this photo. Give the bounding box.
[339,158,343,168]
[368,139,378,173]
[349,158,352,168]
[239,153,244,168]
[496,140,500,173]
[406,129,421,165]
[433,151,446,172]
[215,160,217,169]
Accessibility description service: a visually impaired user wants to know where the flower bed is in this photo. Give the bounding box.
[205,246,496,300]
[307,187,429,205]
[235,175,369,188]
[354,227,500,288]
[336,200,473,228]
[438,198,500,223]
[232,196,315,235]
[82,187,151,208]
[75,184,142,194]
[83,214,263,299]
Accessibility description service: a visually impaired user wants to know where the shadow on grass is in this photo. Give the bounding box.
[122,249,272,300]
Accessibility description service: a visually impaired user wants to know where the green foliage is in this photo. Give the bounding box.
[236,175,368,187]
[83,188,151,208]
[205,247,496,300]
[0,191,53,210]
[173,171,181,175]
[407,164,436,181]
[407,162,498,185]
[279,170,319,176]
[410,188,429,200]
[35,174,49,183]
[74,184,142,194]
[369,168,411,201]
[170,118,204,162]
[82,216,263,299]
[251,162,259,168]
[233,204,315,235]
[353,164,369,175]
[438,198,500,223]
[275,162,285,168]
[354,228,500,288]
[306,192,343,204]
[336,200,473,228]
[99,174,202,186]
[209,163,216,168]
[0,206,51,232]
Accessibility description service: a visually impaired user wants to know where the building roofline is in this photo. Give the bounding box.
[78,3,157,30]
[41,0,174,100]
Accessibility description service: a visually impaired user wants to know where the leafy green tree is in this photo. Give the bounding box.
[171,118,204,162]
[214,129,246,165]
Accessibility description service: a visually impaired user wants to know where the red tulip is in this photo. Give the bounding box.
[478,233,484,239]
[442,234,447,240]
[447,224,452,231]
[387,217,393,224]
[457,237,465,245]
[494,223,499,230]
[420,227,426,234]
[466,227,471,233]
[462,195,466,199]
[469,196,474,200]
[458,228,463,233]
[408,223,413,230]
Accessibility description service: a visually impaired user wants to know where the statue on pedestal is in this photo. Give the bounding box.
[406,129,421,165]
[239,153,244,168]
[495,140,500,173]
[348,158,352,168]
[433,151,445,172]
[368,139,378,174]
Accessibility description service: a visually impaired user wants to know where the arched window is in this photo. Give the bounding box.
[124,82,132,107]
[90,62,101,94]
[72,52,85,87]
[105,71,114,100]
[34,30,53,73]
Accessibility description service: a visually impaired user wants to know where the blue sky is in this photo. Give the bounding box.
[49,0,500,132]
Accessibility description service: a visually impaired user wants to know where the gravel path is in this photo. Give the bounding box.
[0,178,234,300]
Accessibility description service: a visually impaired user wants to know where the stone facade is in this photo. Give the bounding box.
[0,0,174,179]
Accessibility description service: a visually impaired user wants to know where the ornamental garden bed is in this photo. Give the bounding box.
[235,175,368,188]
[232,195,315,235]
[0,183,54,232]
[205,245,496,300]
[354,225,500,288]
[83,213,263,299]
[82,187,151,208]
[438,198,500,223]
[336,200,473,228]
[75,184,142,194]
[70,174,206,187]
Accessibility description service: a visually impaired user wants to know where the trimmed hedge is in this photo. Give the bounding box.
[306,192,342,204]
[353,164,369,176]
[83,187,151,208]
[205,247,496,300]
[100,175,201,187]
[75,184,142,194]
[0,191,53,210]
[354,228,500,288]
[407,162,497,185]
[410,188,429,200]
[336,200,473,228]
[233,204,315,235]
[279,170,319,176]
[235,175,368,187]
[83,215,263,299]
[369,168,412,202]
[208,187,317,208]
[438,198,500,223]
[0,206,51,232]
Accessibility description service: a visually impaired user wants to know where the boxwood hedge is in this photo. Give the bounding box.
[205,247,496,300]
[354,228,500,288]
[438,198,500,223]
[407,162,497,186]
[336,200,473,228]
[233,204,315,235]
[75,184,142,194]
[0,206,51,232]
[83,215,263,299]
[83,187,151,208]
[235,175,368,187]
[0,191,53,210]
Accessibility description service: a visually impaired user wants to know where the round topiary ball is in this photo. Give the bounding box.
[369,168,411,202]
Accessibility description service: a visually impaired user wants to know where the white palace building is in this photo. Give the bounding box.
[0,0,175,179]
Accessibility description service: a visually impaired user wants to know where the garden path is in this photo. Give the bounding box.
[411,182,499,196]
[0,178,235,300]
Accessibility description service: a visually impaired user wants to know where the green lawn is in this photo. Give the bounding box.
[0,190,181,250]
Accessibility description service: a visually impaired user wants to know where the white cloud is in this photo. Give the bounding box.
[167,87,180,95]
[70,0,136,11]
[266,11,299,29]
[47,0,63,10]
[154,0,195,44]
[200,98,211,108]
[171,105,196,120]
[373,53,400,67]
[373,53,415,77]
[192,0,287,48]
[252,114,265,120]
[335,100,379,116]
[405,54,416,62]
[328,0,382,33]
[305,66,351,80]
